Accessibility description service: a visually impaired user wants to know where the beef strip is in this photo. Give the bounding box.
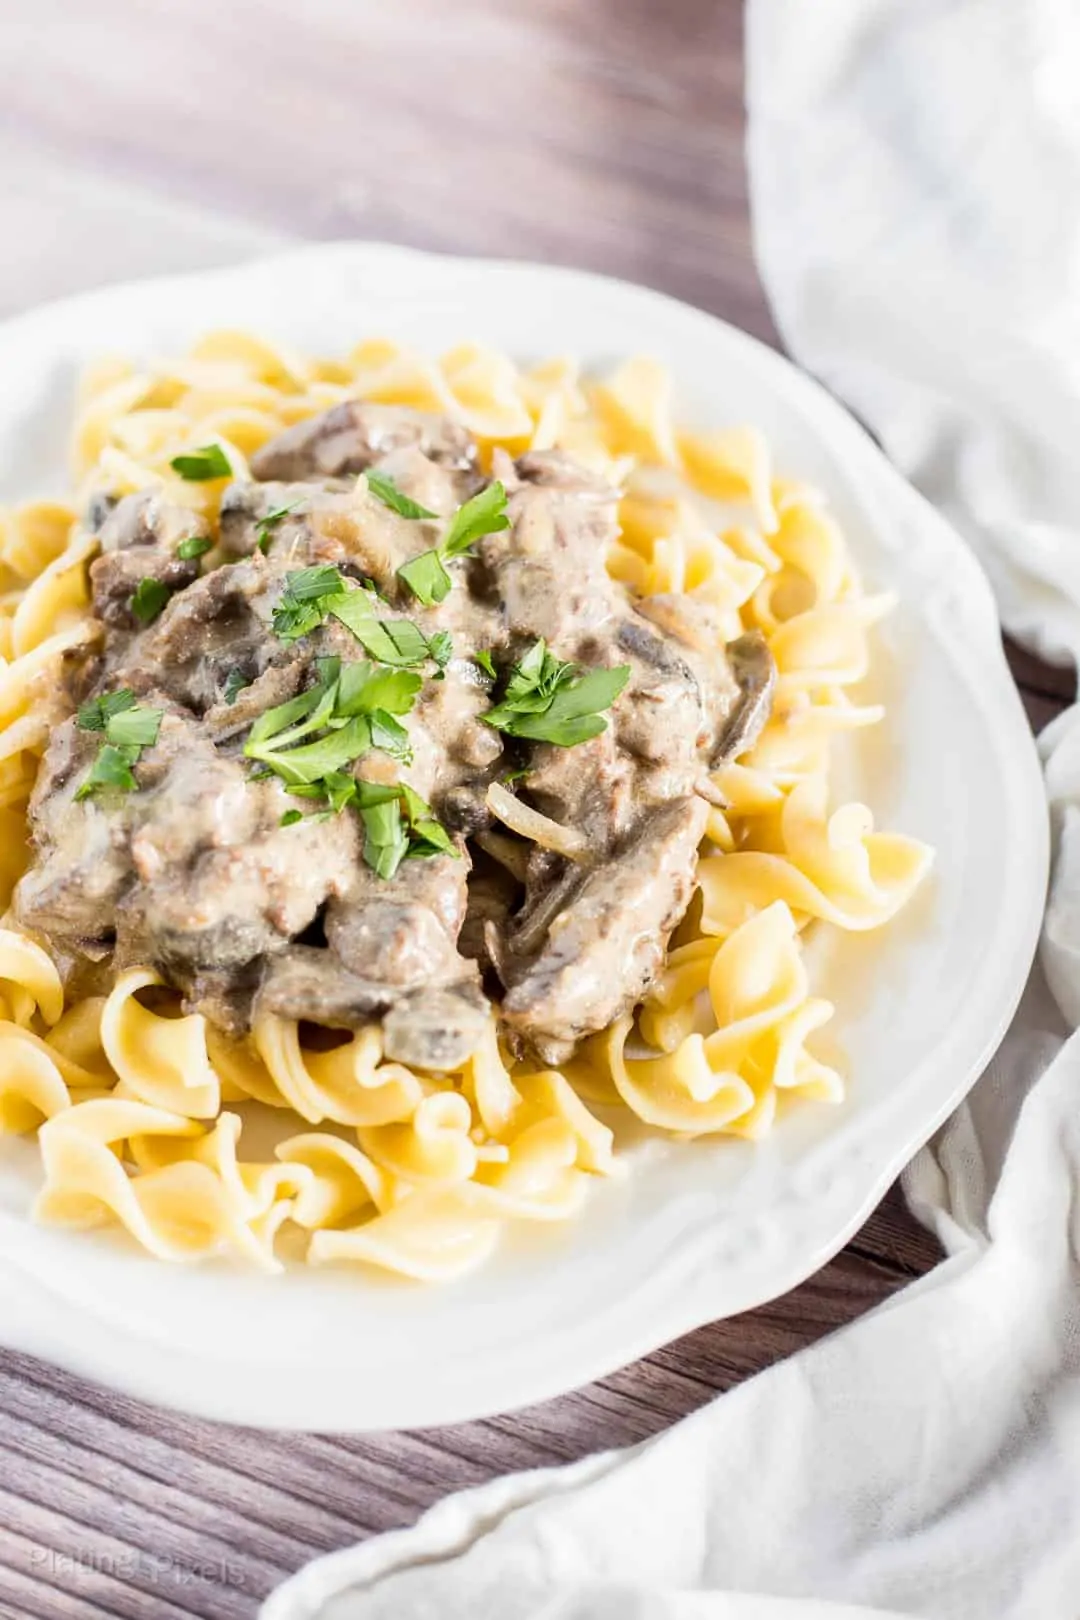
[256,947,486,1070]
[478,450,621,645]
[254,946,387,1026]
[249,401,478,483]
[483,452,761,810]
[16,702,360,1033]
[260,840,487,1072]
[113,557,286,714]
[473,452,775,1028]
[15,716,133,953]
[115,713,360,974]
[321,844,489,1070]
[325,845,469,985]
[523,729,636,846]
[500,797,709,1064]
[88,492,208,630]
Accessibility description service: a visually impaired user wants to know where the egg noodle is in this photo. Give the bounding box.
[0,334,932,1281]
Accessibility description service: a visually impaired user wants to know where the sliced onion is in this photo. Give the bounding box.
[485,782,589,861]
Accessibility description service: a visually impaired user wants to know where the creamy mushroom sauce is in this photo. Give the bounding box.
[16,403,775,1070]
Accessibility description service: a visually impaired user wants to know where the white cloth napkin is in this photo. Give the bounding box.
[269,983,1076,1620]
[265,2,1080,1617]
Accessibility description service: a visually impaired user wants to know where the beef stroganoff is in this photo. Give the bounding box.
[0,336,932,1280]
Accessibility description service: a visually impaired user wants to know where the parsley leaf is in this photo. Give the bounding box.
[249,715,374,787]
[323,770,361,813]
[356,782,454,879]
[269,566,451,675]
[427,630,453,673]
[130,577,171,624]
[400,784,456,858]
[280,564,344,602]
[74,743,140,801]
[483,638,630,747]
[247,681,338,750]
[170,443,232,481]
[366,710,413,761]
[441,481,509,559]
[74,693,164,799]
[396,549,453,608]
[255,501,300,555]
[77,689,137,734]
[223,669,252,705]
[364,469,437,521]
[271,564,346,642]
[176,535,213,561]
[329,589,451,671]
[335,663,422,718]
[473,649,497,681]
[354,781,409,809]
[105,705,163,748]
[274,771,460,879]
[502,639,576,712]
[484,639,572,723]
[396,481,509,606]
[74,691,164,799]
[244,658,418,789]
[360,797,410,880]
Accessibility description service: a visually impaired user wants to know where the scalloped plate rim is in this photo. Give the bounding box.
[0,241,1049,1430]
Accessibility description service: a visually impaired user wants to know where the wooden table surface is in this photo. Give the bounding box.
[0,4,1071,1617]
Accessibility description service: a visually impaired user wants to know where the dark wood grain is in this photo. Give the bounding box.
[0,1190,938,1620]
[0,4,1067,1618]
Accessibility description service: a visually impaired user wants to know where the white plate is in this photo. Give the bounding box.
[0,243,1047,1431]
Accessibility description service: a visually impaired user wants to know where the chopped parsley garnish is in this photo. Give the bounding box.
[176,535,213,561]
[170,443,233,481]
[399,782,456,858]
[357,781,455,880]
[244,660,416,788]
[473,649,498,681]
[395,549,452,609]
[270,564,452,672]
[105,706,163,748]
[75,744,140,801]
[271,564,346,642]
[251,715,385,786]
[427,630,454,673]
[483,638,630,747]
[363,469,437,521]
[442,482,511,557]
[366,709,413,760]
[397,482,509,607]
[222,669,252,706]
[130,577,171,624]
[255,501,300,555]
[76,689,137,733]
[75,692,163,800]
[329,588,452,670]
[335,661,422,718]
[360,795,410,879]
[323,769,363,814]
[245,665,453,876]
